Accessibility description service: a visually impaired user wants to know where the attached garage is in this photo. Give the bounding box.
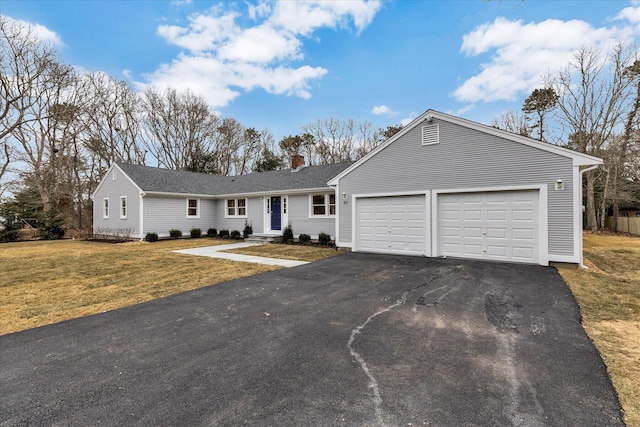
[354,194,428,256]
[437,190,541,264]
[329,109,603,266]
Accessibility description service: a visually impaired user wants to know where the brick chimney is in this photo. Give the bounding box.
[291,154,305,170]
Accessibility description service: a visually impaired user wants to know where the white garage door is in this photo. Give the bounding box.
[438,190,539,264]
[355,195,427,256]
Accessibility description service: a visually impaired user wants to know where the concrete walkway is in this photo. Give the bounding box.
[174,242,309,267]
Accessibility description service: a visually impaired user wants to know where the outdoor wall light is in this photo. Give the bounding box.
[342,192,348,204]
[555,179,564,190]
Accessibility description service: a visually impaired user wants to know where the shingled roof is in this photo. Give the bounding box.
[116,161,353,196]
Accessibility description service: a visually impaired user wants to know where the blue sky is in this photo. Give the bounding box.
[3,0,640,141]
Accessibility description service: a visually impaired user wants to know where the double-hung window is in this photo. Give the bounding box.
[120,196,127,219]
[103,198,109,219]
[226,198,247,217]
[187,198,199,218]
[310,193,336,217]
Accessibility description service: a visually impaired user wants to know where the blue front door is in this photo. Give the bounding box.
[271,196,281,231]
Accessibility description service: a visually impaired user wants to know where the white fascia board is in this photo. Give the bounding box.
[91,163,116,199]
[327,112,429,185]
[426,110,604,167]
[92,163,145,199]
[213,187,333,199]
[327,109,603,185]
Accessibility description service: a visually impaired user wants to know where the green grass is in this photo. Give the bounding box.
[558,233,640,427]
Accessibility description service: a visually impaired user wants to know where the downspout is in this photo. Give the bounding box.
[139,191,145,241]
[578,165,600,269]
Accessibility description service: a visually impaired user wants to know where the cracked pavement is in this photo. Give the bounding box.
[0,254,624,426]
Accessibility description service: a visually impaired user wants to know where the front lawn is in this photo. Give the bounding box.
[0,238,281,335]
[558,233,640,427]
[223,243,342,262]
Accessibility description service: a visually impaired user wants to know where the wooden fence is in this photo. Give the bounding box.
[605,217,640,235]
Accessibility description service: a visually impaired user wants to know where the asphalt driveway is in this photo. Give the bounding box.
[0,253,623,426]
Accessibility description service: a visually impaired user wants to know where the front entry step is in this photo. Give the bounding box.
[244,234,276,243]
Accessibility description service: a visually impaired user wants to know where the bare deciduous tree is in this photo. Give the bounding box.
[547,44,638,231]
[82,72,145,168]
[492,110,530,137]
[0,16,61,189]
[141,87,218,172]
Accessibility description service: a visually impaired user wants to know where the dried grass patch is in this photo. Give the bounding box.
[0,239,277,335]
[223,244,342,262]
[558,232,640,426]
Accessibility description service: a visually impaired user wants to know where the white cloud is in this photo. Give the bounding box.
[453,4,640,104]
[400,113,418,127]
[2,16,63,47]
[142,0,382,108]
[371,104,397,116]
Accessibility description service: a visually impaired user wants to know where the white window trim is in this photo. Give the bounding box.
[309,193,336,218]
[120,196,127,219]
[186,198,200,218]
[103,198,109,219]
[225,198,248,218]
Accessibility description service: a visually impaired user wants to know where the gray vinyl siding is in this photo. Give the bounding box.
[215,197,262,233]
[143,196,217,237]
[93,170,142,238]
[338,119,575,256]
[287,194,335,238]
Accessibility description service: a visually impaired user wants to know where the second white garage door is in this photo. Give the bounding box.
[438,190,539,264]
[355,195,427,256]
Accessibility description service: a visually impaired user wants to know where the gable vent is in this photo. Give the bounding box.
[422,124,439,145]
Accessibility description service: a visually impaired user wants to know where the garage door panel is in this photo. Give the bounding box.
[463,244,483,256]
[487,209,507,221]
[513,247,535,260]
[464,210,483,221]
[439,190,539,264]
[487,227,507,239]
[464,227,483,238]
[487,246,508,257]
[356,195,427,256]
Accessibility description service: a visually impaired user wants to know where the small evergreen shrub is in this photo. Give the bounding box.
[169,229,182,239]
[230,230,241,239]
[145,232,159,242]
[298,233,311,245]
[190,228,202,238]
[207,228,217,237]
[39,209,65,240]
[219,229,230,238]
[0,216,21,243]
[282,222,293,244]
[318,232,331,246]
[243,220,253,238]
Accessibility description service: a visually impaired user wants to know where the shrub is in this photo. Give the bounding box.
[207,228,217,237]
[243,220,253,238]
[318,232,331,246]
[230,230,241,239]
[298,233,311,245]
[145,232,159,242]
[0,215,21,243]
[190,228,202,238]
[219,229,230,238]
[169,229,182,239]
[282,222,293,244]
